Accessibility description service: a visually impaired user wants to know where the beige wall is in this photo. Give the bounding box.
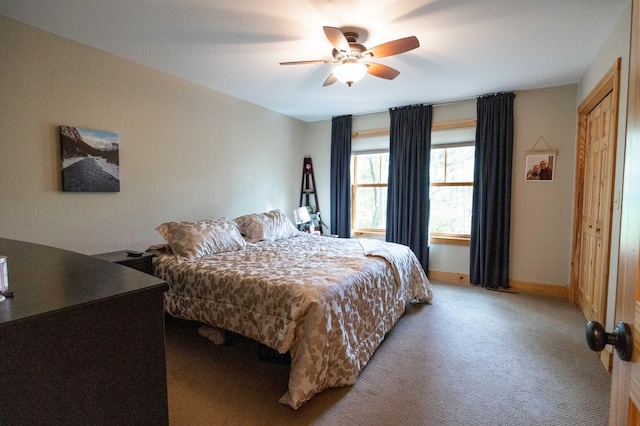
[0,16,307,254]
[511,84,578,285]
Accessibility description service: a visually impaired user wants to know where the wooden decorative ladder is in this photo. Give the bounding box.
[299,157,326,232]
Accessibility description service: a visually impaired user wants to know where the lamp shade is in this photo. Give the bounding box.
[332,61,367,86]
[294,207,311,225]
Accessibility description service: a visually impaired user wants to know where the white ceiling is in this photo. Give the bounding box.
[0,0,630,122]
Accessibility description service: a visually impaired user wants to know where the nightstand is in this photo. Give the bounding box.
[93,250,155,275]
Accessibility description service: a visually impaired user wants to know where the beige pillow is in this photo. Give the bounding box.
[156,218,246,259]
[234,209,300,243]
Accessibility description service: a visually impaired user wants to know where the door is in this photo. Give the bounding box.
[609,0,640,423]
[577,90,617,326]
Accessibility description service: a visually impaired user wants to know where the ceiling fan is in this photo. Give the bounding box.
[280,26,420,87]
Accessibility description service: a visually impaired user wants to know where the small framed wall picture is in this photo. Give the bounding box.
[525,151,556,182]
[60,126,120,192]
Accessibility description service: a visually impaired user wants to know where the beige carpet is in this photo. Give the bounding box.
[164,281,611,425]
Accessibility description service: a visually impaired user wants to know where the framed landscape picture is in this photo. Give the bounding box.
[60,126,120,192]
[524,151,556,182]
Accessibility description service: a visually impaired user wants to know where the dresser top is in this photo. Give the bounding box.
[0,238,167,324]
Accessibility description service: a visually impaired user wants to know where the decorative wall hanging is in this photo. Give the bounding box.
[525,136,556,182]
[60,126,120,192]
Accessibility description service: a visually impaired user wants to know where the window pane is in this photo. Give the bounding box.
[429,185,473,234]
[354,153,388,184]
[445,146,475,182]
[430,149,445,183]
[354,187,387,229]
[355,154,379,184]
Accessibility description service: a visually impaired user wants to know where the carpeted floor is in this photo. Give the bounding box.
[164,281,611,425]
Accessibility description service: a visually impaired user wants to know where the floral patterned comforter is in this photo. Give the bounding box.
[155,233,432,409]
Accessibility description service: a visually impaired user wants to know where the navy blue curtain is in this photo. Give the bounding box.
[386,104,432,271]
[330,115,352,237]
[470,93,515,289]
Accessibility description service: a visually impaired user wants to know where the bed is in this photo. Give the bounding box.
[153,210,432,409]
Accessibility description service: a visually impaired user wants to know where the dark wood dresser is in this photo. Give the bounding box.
[0,238,169,425]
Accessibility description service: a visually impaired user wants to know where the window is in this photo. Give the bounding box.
[429,144,475,241]
[351,153,388,232]
[350,122,475,242]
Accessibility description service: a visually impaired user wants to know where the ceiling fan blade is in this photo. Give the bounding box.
[364,36,419,58]
[323,26,350,54]
[280,59,332,65]
[365,62,400,80]
[323,74,337,86]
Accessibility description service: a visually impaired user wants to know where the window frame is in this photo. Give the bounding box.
[429,144,475,245]
[350,119,476,243]
[350,153,388,233]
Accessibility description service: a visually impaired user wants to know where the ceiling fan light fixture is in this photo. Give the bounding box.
[280,26,418,87]
[332,61,367,87]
